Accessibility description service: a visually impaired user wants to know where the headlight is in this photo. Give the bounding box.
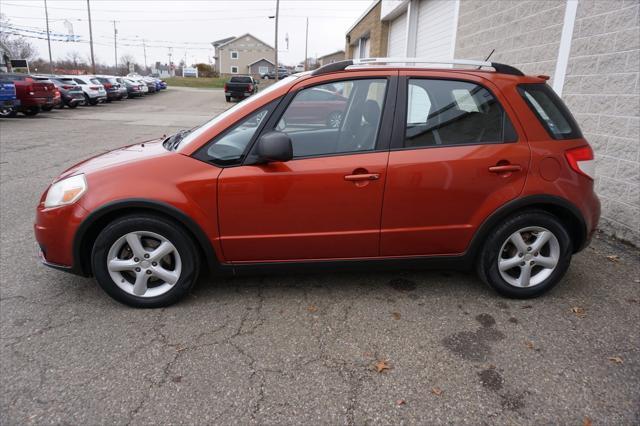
[44,174,87,208]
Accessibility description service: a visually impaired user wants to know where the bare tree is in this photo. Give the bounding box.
[119,53,137,73]
[0,14,38,60]
[66,51,84,69]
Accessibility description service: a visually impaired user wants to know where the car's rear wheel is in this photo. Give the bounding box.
[22,107,39,116]
[92,215,200,308]
[326,111,343,128]
[67,102,78,109]
[42,105,53,111]
[477,210,572,298]
[225,96,231,102]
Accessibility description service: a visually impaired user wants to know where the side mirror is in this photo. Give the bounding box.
[256,131,293,163]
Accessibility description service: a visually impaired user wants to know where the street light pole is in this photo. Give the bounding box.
[304,17,309,71]
[274,0,279,72]
[113,20,118,73]
[44,0,53,73]
[86,0,96,73]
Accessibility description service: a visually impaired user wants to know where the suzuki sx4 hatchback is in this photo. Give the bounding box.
[35,59,600,308]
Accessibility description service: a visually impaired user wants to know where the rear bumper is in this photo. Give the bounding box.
[226,91,252,98]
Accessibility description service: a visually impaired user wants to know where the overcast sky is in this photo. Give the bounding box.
[1,0,372,67]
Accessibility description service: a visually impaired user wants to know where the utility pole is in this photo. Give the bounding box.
[168,47,173,76]
[274,0,279,72]
[143,39,148,72]
[304,17,309,71]
[86,0,96,73]
[44,0,53,73]
[113,20,118,73]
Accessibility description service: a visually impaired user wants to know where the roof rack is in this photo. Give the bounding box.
[311,57,524,77]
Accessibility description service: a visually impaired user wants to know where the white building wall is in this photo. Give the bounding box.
[387,12,408,56]
[414,0,458,60]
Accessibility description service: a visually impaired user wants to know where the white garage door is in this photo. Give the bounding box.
[415,0,457,61]
[387,12,407,57]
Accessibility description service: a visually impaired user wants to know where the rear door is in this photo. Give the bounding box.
[380,71,530,256]
[215,72,397,262]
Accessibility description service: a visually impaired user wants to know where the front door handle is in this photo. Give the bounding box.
[344,173,380,181]
[488,164,522,173]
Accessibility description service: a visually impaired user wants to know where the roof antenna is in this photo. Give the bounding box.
[477,49,495,69]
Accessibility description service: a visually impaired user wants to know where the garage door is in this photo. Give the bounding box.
[415,0,457,61]
[387,12,407,57]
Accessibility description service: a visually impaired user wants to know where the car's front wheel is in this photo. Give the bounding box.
[92,215,200,308]
[477,210,572,299]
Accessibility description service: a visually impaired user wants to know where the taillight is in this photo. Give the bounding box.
[247,84,253,92]
[565,145,595,180]
[62,85,74,89]
[104,83,112,89]
[90,86,100,90]
[224,84,228,91]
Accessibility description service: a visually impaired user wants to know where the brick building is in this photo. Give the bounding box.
[348,0,639,245]
[345,2,389,59]
[317,50,346,66]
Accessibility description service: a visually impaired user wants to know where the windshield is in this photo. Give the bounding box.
[178,75,299,151]
[230,76,252,83]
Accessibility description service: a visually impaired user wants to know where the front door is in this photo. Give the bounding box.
[218,76,395,262]
[380,73,531,256]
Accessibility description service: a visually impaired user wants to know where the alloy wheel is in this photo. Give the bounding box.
[106,231,182,298]
[497,226,560,288]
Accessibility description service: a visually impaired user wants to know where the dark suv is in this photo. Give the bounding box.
[35,58,599,308]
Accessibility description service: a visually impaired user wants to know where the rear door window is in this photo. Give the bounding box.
[404,79,517,148]
[518,83,582,140]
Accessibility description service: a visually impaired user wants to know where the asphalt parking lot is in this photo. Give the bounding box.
[1,87,639,425]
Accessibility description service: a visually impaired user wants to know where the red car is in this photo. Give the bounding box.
[2,73,56,116]
[35,58,600,308]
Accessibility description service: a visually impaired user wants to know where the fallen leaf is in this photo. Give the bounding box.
[171,375,182,383]
[606,255,620,263]
[307,305,318,313]
[391,312,401,320]
[374,359,391,373]
[571,306,586,317]
[526,340,535,350]
[626,298,639,304]
[521,304,533,309]
[608,356,623,364]
[396,399,406,406]
[174,345,187,352]
[431,386,443,396]
[583,416,592,426]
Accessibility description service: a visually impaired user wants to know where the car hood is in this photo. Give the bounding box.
[57,138,173,180]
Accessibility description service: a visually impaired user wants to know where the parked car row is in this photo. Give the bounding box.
[0,73,167,117]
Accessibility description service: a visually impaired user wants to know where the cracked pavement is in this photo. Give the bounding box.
[1,87,639,425]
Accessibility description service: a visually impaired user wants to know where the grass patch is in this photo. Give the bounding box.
[164,77,226,89]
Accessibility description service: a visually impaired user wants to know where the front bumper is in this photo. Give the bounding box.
[34,201,89,272]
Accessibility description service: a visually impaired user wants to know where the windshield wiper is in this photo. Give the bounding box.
[164,129,191,151]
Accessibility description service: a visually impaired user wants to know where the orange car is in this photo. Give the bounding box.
[34,58,600,308]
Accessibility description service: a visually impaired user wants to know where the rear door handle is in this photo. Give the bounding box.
[344,173,380,181]
[488,164,522,173]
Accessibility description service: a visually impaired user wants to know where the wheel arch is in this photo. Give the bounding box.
[73,199,220,276]
[468,195,588,260]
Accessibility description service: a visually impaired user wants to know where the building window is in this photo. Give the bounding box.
[230,66,238,74]
[358,37,370,59]
[230,51,239,59]
[258,66,269,75]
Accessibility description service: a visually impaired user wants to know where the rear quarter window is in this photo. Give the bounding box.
[518,83,582,140]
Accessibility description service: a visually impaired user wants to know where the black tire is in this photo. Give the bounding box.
[91,214,201,308]
[476,210,572,299]
[67,102,78,109]
[41,105,53,112]
[225,96,231,102]
[22,107,39,116]
[0,108,17,118]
